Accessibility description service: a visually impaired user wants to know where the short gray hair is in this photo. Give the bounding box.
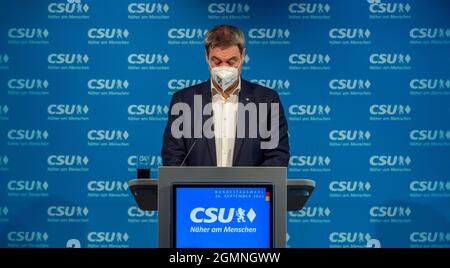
[204,25,245,55]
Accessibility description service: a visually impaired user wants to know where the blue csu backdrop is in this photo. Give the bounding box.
[0,0,449,248]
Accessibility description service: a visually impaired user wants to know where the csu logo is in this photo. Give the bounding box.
[128,206,156,217]
[289,105,330,115]
[329,181,371,192]
[410,232,450,243]
[208,3,250,13]
[329,232,372,243]
[410,130,450,141]
[87,181,129,192]
[88,28,129,39]
[48,1,89,13]
[47,206,89,217]
[190,207,256,223]
[329,130,371,141]
[7,180,49,191]
[47,155,89,166]
[128,155,162,167]
[329,79,371,90]
[410,79,450,90]
[48,54,89,64]
[289,207,331,218]
[369,53,411,64]
[251,80,290,90]
[8,232,48,242]
[0,206,8,217]
[288,3,331,14]
[410,28,450,39]
[0,105,9,115]
[48,104,89,115]
[7,129,48,140]
[410,181,450,192]
[168,79,203,90]
[289,54,331,64]
[87,130,129,141]
[0,155,8,166]
[329,28,370,39]
[370,104,411,115]
[128,53,169,64]
[248,28,290,39]
[168,28,207,39]
[88,232,129,243]
[8,79,49,89]
[370,206,411,217]
[289,155,331,167]
[128,3,169,14]
[128,104,169,115]
[0,54,9,64]
[8,28,49,39]
[369,155,411,166]
[87,79,129,90]
[369,1,411,13]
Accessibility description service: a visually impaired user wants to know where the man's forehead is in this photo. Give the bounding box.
[208,46,241,59]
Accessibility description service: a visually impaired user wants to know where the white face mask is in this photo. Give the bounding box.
[210,65,239,91]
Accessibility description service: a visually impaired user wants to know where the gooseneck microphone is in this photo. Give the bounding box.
[180,139,197,166]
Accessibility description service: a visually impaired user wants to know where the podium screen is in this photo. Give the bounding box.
[172,184,273,248]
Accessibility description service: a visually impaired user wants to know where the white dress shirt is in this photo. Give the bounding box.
[211,79,240,167]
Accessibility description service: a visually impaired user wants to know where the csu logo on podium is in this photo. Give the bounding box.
[190,207,256,223]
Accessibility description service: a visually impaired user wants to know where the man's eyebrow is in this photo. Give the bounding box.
[211,56,238,62]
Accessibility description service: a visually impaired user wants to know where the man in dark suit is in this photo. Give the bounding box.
[162,25,290,167]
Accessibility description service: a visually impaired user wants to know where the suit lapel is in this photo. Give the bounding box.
[200,80,217,166]
[233,80,254,165]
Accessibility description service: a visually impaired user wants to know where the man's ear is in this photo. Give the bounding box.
[241,48,246,62]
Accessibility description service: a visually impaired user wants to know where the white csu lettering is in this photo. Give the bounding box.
[190,207,234,223]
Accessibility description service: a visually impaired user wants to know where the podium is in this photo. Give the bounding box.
[129,167,315,248]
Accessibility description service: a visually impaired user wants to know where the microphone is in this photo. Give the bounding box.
[180,139,197,166]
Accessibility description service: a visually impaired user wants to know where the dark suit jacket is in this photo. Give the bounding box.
[161,79,290,166]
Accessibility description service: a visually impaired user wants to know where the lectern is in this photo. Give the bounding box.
[129,167,315,248]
